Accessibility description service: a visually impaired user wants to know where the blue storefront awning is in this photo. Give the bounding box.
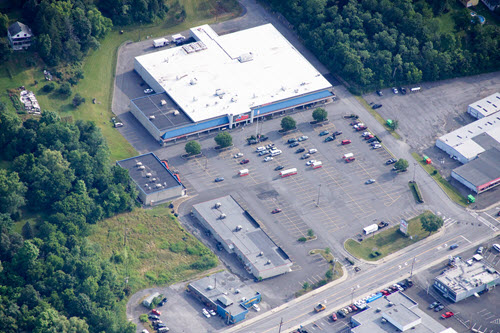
[253,90,333,116]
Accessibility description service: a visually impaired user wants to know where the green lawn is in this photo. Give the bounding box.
[411,152,469,207]
[0,0,241,161]
[345,211,436,261]
[88,204,218,293]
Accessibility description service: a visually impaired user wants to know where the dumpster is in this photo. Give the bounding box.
[468,195,475,203]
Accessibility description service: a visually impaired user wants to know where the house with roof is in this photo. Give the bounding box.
[7,21,34,50]
[481,0,500,11]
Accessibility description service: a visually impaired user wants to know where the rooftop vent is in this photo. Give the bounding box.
[155,183,162,188]
[149,115,156,120]
[189,78,197,85]
[136,162,143,167]
[259,252,264,256]
[215,89,225,97]
[266,260,271,265]
[160,100,167,106]
[151,178,156,182]
[215,202,221,208]
[138,165,146,170]
[235,225,242,231]
[146,173,152,178]
[235,289,240,294]
[220,213,226,220]
[173,110,180,116]
[207,285,214,290]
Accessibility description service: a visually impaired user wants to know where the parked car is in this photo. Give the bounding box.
[324,136,335,142]
[240,159,250,164]
[266,143,275,149]
[234,153,243,158]
[271,208,282,214]
[441,312,454,319]
[209,309,216,316]
[372,104,382,109]
[287,138,297,144]
[365,179,376,184]
[148,314,160,320]
[367,138,378,143]
[434,305,445,312]
[264,156,273,162]
[158,297,168,306]
[256,146,266,152]
[151,309,161,316]
[362,132,371,137]
[298,135,309,142]
[275,165,284,171]
[144,88,154,94]
[386,158,397,165]
[372,144,382,149]
[370,141,380,145]
[477,246,484,254]
[331,313,338,321]
[258,150,269,156]
[333,130,343,136]
[296,148,305,153]
[364,134,374,140]
[392,87,398,94]
[289,142,300,148]
[306,160,317,166]
[399,87,407,95]
[319,130,330,136]
[301,153,311,159]
[342,140,352,145]
[356,125,368,131]
[214,177,224,182]
[376,90,383,96]
[345,157,355,163]
[492,244,500,252]
[309,148,318,154]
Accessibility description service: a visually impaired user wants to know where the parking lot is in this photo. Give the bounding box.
[405,237,500,333]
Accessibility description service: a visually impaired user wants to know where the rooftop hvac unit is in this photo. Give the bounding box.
[219,213,226,219]
[149,115,156,120]
[215,202,222,208]
[136,162,143,166]
[146,173,152,178]
[138,165,146,170]
[155,183,162,188]
[207,285,214,290]
[259,252,263,256]
[235,289,240,294]
[189,78,197,85]
[215,89,225,97]
[160,100,167,106]
[173,110,180,116]
[151,178,156,182]
[266,260,271,265]
[241,297,247,302]
[235,225,242,231]
[231,97,238,102]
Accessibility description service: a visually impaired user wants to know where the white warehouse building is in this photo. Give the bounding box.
[467,92,500,119]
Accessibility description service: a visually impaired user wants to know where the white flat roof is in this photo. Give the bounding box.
[438,113,500,158]
[469,92,500,117]
[135,24,332,123]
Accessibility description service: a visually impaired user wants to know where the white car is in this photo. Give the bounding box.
[365,179,376,184]
[209,309,216,316]
[362,132,371,137]
[372,144,382,149]
[144,88,154,94]
[256,146,266,152]
[252,304,260,312]
[264,156,273,162]
[202,309,210,318]
[354,123,365,129]
[306,159,317,166]
[234,153,243,158]
[298,135,309,142]
[309,148,318,154]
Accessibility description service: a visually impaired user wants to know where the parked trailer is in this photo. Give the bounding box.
[153,38,169,48]
[410,87,421,92]
[239,169,249,177]
[366,292,383,303]
[280,168,297,177]
[343,153,354,159]
[312,161,323,169]
[363,224,379,235]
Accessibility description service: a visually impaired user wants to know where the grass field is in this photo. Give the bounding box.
[0,0,241,161]
[345,211,436,261]
[411,152,469,207]
[88,204,218,293]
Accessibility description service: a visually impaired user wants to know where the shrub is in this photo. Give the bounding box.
[58,83,72,97]
[72,93,85,107]
[43,82,55,93]
[139,314,148,322]
[298,237,307,242]
[432,170,438,175]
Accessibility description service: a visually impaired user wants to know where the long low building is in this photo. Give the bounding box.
[451,147,500,193]
[467,92,500,119]
[192,195,292,280]
[132,23,334,144]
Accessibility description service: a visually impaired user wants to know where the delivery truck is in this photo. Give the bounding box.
[343,153,354,159]
[239,169,249,177]
[363,224,379,235]
[311,161,322,169]
[280,168,297,177]
[153,38,169,48]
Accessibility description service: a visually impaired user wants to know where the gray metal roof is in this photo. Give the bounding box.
[117,152,183,194]
[8,21,31,36]
[452,147,500,187]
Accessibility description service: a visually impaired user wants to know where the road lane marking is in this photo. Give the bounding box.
[460,235,472,244]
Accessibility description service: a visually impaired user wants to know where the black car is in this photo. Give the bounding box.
[296,148,305,153]
[214,177,224,182]
[287,138,297,144]
[333,130,343,136]
[399,87,407,95]
[376,90,383,96]
[289,142,299,148]
[274,165,284,171]
[148,314,160,321]
[158,297,168,306]
[367,137,378,143]
[324,136,335,142]
[385,158,397,165]
[372,104,382,109]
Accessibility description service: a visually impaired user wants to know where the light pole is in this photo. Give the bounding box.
[351,285,360,304]
[413,162,417,182]
[409,256,416,279]
[316,184,321,207]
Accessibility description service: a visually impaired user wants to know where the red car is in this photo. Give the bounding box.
[331,313,337,321]
[497,211,500,216]
[381,290,390,296]
[345,157,355,163]
[341,140,351,145]
[364,134,374,140]
[441,312,454,319]
[151,309,161,316]
[240,159,249,164]
[356,126,367,131]
[271,208,282,214]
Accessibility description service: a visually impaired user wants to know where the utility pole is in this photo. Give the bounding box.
[278,318,283,333]
[410,256,416,279]
[316,184,321,207]
[413,162,417,182]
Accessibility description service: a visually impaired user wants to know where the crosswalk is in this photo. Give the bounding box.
[467,210,499,232]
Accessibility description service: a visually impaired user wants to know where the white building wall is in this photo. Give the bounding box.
[142,185,185,205]
[467,105,482,119]
[435,139,468,164]
[130,102,162,140]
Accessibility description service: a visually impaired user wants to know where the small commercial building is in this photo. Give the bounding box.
[142,292,160,308]
[192,196,292,280]
[132,23,334,144]
[116,152,186,205]
[434,256,500,302]
[350,292,454,333]
[7,21,33,50]
[187,271,261,325]
[467,92,500,119]
[451,147,500,193]
[436,112,500,164]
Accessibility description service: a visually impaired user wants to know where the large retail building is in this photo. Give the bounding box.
[131,24,334,144]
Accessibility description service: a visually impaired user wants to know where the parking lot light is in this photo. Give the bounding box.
[316,184,322,207]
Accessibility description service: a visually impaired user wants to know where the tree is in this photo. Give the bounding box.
[0,12,8,35]
[395,159,409,171]
[420,214,443,235]
[281,116,296,131]
[325,269,333,280]
[22,221,34,239]
[302,282,309,290]
[0,169,27,216]
[214,132,232,148]
[43,82,55,93]
[185,140,201,155]
[0,37,11,62]
[58,83,72,97]
[388,119,399,131]
[307,229,314,237]
[312,108,328,122]
[72,93,86,107]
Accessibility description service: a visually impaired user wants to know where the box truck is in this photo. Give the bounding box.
[153,38,169,48]
[363,224,379,235]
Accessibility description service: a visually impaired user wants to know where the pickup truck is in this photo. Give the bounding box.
[378,221,388,228]
[314,303,326,312]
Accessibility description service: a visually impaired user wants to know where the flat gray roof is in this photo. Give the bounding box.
[117,152,182,194]
[192,196,291,274]
[452,147,500,187]
[469,92,500,117]
[189,271,258,315]
[131,92,193,131]
[351,293,449,333]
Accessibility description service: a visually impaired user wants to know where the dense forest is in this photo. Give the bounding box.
[266,0,500,92]
[0,110,138,333]
[0,0,168,64]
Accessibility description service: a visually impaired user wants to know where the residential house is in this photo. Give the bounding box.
[7,21,33,50]
[481,0,500,10]
[460,0,479,7]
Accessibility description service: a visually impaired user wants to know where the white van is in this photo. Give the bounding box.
[270,150,282,157]
[343,153,353,159]
[172,34,186,44]
[493,244,500,252]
